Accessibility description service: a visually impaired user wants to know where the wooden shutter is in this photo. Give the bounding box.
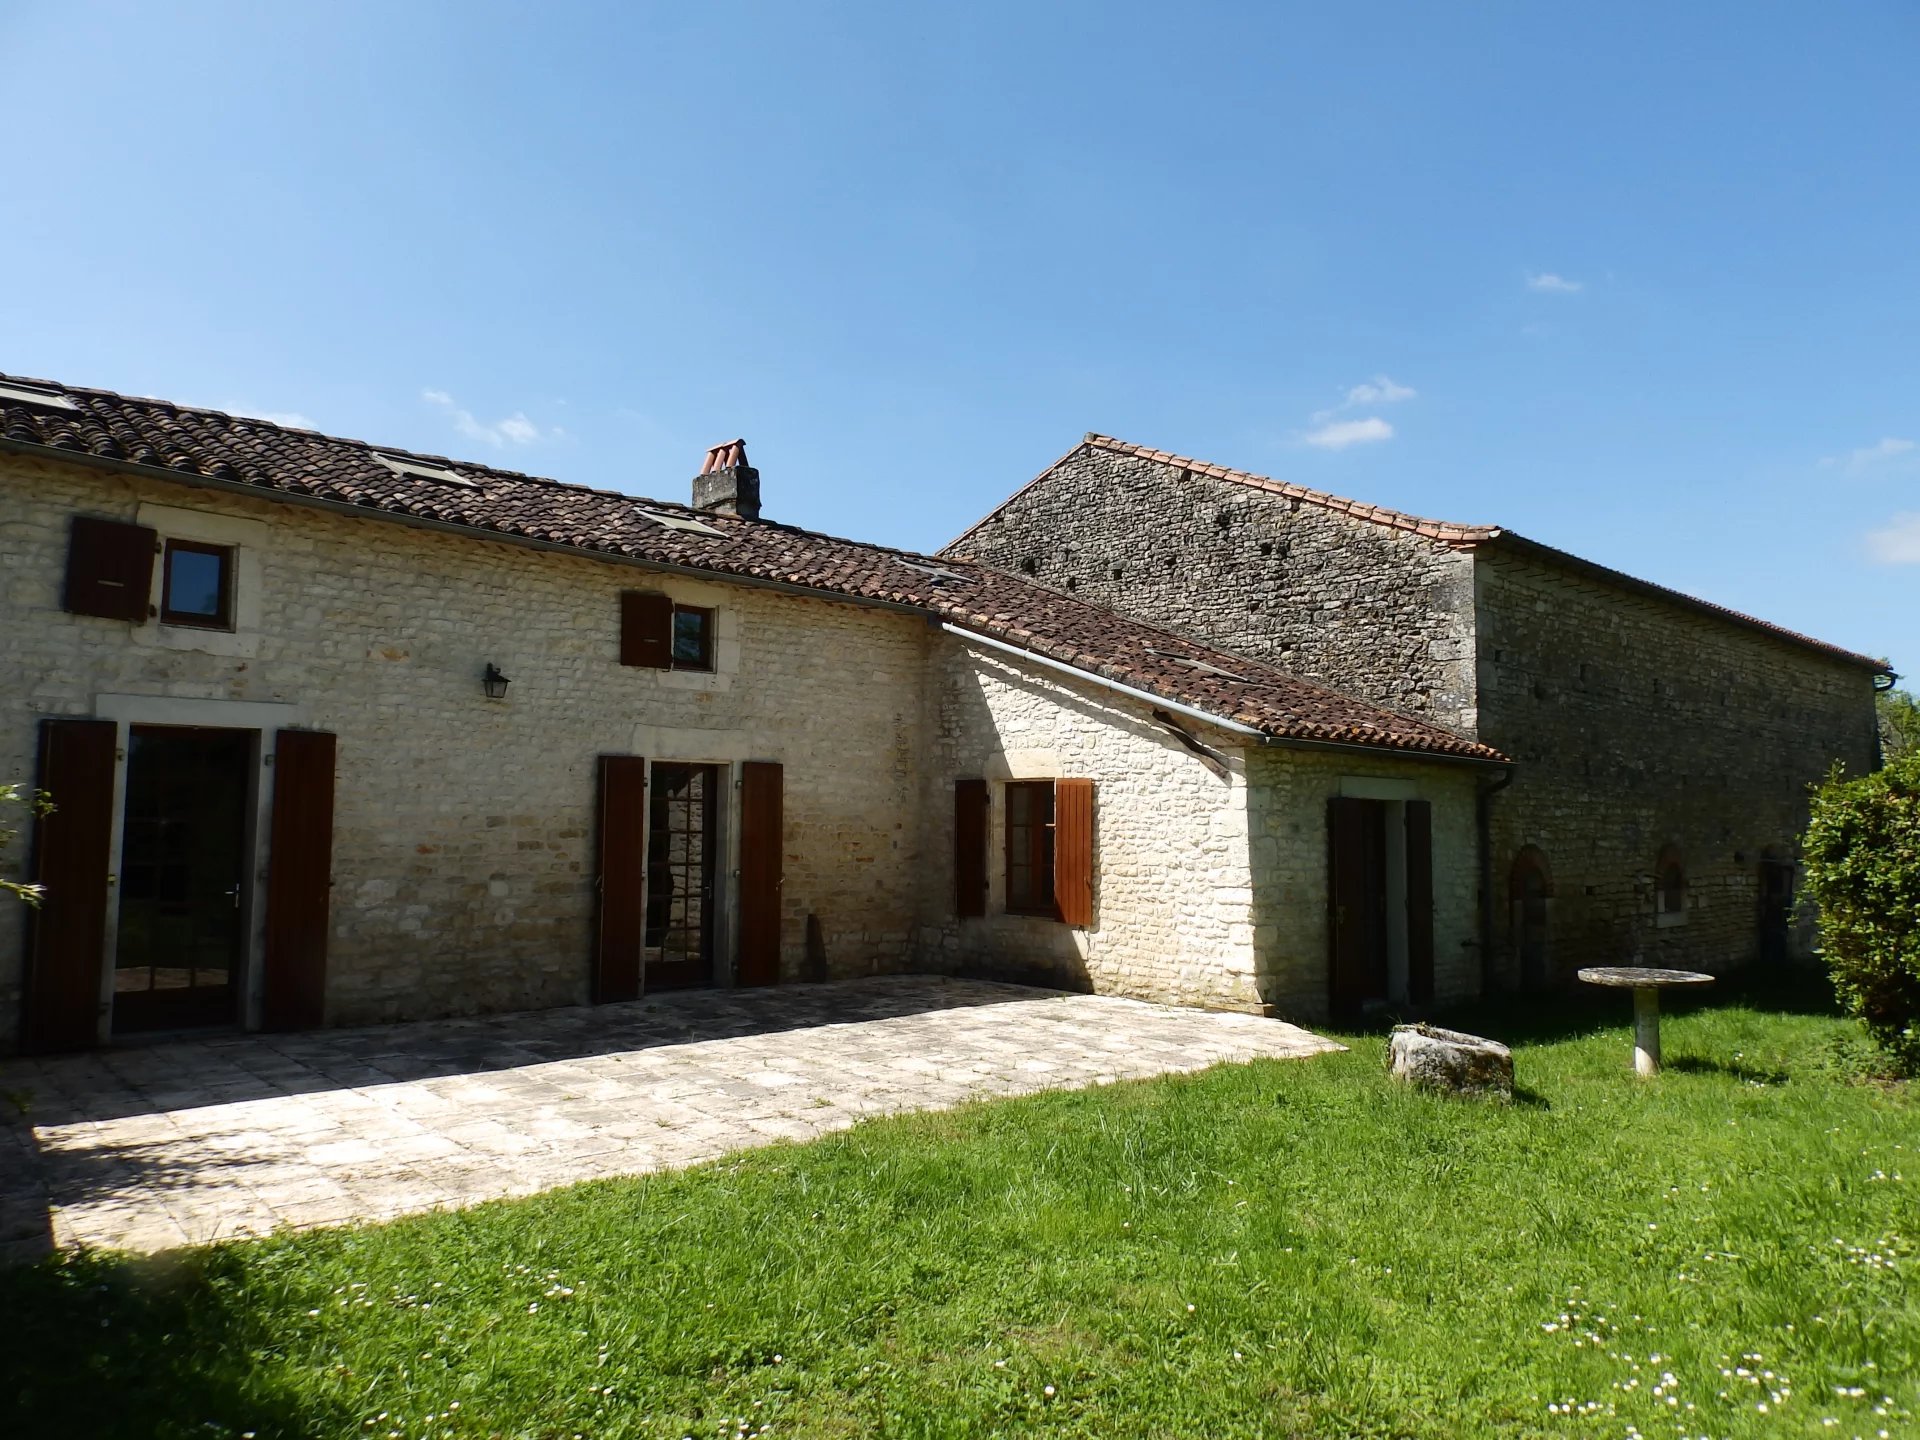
[1327,796,1370,1021]
[619,591,673,669]
[737,760,783,986]
[22,718,116,1053]
[1053,778,1095,928]
[1405,799,1435,1007]
[954,778,988,917]
[593,755,647,1002]
[263,730,336,1031]
[64,516,156,622]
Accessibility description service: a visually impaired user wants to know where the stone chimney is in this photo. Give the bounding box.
[693,438,760,521]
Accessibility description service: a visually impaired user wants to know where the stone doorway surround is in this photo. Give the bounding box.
[0,975,1340,1261]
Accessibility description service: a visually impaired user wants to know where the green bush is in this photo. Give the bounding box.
[1802,746,1920,1076]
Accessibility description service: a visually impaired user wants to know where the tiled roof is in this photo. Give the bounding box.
[951,433,1892,675]
[0,373,1506,762]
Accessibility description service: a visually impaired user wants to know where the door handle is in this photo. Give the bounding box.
[225,884,242,909]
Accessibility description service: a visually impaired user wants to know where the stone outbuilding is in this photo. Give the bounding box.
[1,376,1504,1054]
[946,434,1894,987]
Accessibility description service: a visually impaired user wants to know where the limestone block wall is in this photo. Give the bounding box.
[0,453,929,1043]
[916,637,1266,1011]
[946,444,1482,733]
[1243,746,1482,1022]
[1474,548,1882,981]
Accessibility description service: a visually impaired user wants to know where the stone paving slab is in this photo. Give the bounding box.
[0,975,1339,1261]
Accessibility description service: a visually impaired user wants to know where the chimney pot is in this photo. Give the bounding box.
[692,438,760,520]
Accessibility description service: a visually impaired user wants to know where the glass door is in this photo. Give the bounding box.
[644,762,718,990]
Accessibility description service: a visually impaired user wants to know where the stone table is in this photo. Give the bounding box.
[1577,966,1715,1076]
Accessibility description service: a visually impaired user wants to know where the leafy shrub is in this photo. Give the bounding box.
[1802,747,1920,1076]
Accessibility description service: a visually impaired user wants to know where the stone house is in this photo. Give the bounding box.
[946,434,1893,988]
[0,377,1504,1054]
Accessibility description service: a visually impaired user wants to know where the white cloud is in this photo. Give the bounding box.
[1343,374,1416,407]
[223,404,317,429]
[1303,416,1394,450]
[1527,272,1584,293]
[422,388,543,447]
[1866,512,1920,565]
[1821,436,1916,470]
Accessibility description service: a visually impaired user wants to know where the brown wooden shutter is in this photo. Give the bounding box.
[22,718,116,1053]
[619,591,674,669]
[1405,799,1435,1007]
[593,755,647,1003]
[954,778,988,918]
[1327,796,1370,1022]
[64,516,156,622]
[1053,778,1095,928]
[263,730,337,1031]
[737,760,783,986]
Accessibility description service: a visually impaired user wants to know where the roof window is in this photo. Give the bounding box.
[1143,645,1248,682]
[0,380,78,411]
[637,507,727,538]
[373,453,478,487]
[899,559,973,586]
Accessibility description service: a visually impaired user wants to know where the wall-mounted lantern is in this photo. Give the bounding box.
[482,662,511,701]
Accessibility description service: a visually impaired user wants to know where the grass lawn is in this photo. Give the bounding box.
[2,977,1913,1439]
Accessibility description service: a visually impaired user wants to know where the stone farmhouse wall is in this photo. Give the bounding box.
[0,452,930,1040]
[917,639,1263,1011]
[1474,548,1881,981]
[947,444,1481,734]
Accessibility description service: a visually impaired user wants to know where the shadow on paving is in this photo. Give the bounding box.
[0,1244,354,1439]
[0,974,1055,1127]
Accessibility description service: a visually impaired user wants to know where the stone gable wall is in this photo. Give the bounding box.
[0,454,929,1043]
[1474,548,1881,980]
[945,446,1482,734]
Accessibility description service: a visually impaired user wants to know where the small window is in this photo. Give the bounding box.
[671,605,713,671]
[1005,780,1056,917]
[160,539,233,629]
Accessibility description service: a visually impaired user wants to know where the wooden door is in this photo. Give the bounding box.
[263,729,337,1030]
[593,755,647,1003]
[23,718,117,1052]
[736,760,783,986]
[1405,800,1435,1007]
[1327,796,1388,1021]
[645,762,718,990]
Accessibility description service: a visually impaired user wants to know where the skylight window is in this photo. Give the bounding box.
[373,453,478,487]
[636,508,727,538]
[899,559,974,586]
[0,381,78,411]
[1143,646,1248,681]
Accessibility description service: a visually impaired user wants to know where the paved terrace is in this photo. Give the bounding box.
[0,976,1339,1261]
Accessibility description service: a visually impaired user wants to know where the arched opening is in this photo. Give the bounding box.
[1654,844,1687,927]
[1510,846,1553,989]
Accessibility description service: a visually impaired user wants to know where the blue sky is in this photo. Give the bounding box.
[3,1,1914,667]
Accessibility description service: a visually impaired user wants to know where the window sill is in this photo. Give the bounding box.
[137,623,260,659]
[1655,910,1688,929]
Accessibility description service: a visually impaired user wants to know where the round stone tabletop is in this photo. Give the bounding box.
[1577,966,1715,989]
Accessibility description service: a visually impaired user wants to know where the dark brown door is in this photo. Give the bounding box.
[1758,860,1794,966]
[113,726,252,1034]
[1405,800,1435,1007]
[23,718,118,1053]
[1328,796,1389,1021]
[262,729,337,1031]
[736,760,784,987]
[594,755,648,1004]
[644,762,719,990]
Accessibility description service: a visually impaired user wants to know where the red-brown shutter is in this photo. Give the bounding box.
[954,778,988,917]
[22,718,116,1053]
[737,760,783,986]
[1405,800,1435,1007]
[1327,796,1370,1022]
[593,755,647,1002]
[1053,778,1094,928]
[263,730,336,1031]
[619,591,674,669]
[64,516,156,622]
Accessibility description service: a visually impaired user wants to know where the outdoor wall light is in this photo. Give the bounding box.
[482,662,511,700]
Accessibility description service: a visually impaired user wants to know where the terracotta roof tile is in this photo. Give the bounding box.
[0,374,1509,761]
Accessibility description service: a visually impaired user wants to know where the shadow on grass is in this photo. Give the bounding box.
[1663,1055,1792,1085]
[0,1244,352,1439]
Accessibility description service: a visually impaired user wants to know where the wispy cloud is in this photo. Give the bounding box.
[1821,436,1916,470]
[1312,374,1417,423]
[423,388,544,447]
[1303,416,1394,450]
[1527,272,1584,293]
[225,404,317,430]
[1867,513,1920,565]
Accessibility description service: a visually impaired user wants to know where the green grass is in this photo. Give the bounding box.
[3,979,1914,1439]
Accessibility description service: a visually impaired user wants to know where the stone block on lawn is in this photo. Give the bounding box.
[1388,1024,1513,1099]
